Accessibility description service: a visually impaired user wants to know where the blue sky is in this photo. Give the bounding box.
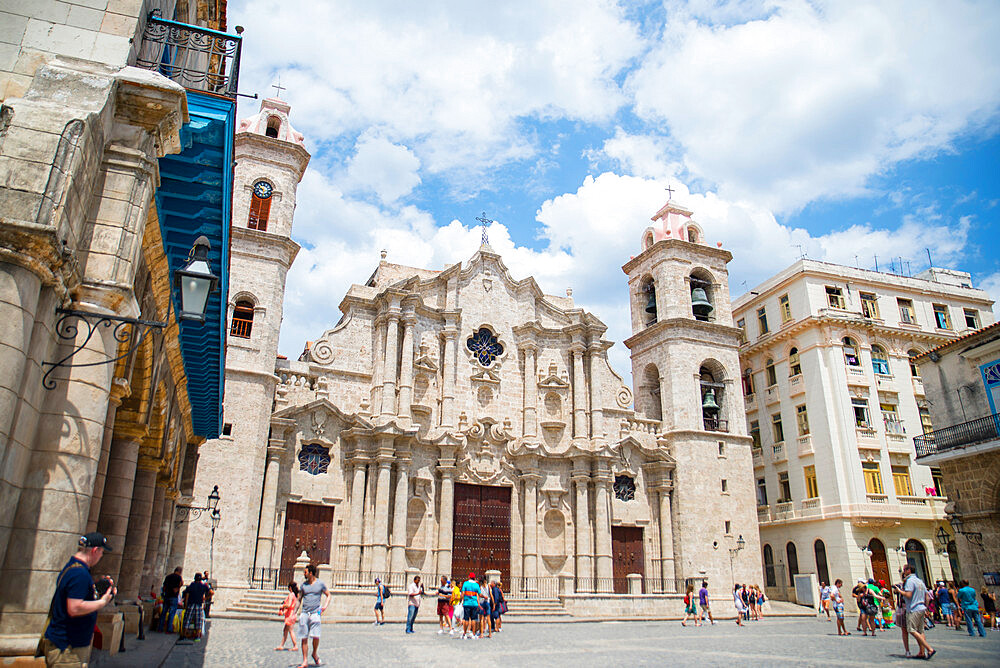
[227,0,1000,374]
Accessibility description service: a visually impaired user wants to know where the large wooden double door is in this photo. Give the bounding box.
[452,483,511,581]
[612,526,645,593]
[280,503,334,578]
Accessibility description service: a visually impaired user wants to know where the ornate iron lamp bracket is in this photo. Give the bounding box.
[41,308,166,390]
[174,505,211,524]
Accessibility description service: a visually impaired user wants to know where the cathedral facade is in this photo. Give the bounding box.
[192,101,760,615]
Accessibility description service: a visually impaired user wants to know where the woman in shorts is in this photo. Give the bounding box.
[277,581,299,650]
[681,583,700,626]
[478,577,492,638]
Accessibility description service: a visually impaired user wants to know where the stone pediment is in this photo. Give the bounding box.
[272,398,373,436]
[537,362,570,389]
[413,340,438,372]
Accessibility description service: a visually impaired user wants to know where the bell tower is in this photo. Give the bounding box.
[183,97,310,605]
[622,197,760,591]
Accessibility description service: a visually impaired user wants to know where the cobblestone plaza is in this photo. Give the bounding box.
[100,617,999,667]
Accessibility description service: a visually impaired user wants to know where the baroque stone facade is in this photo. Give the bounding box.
[203,191,761,611]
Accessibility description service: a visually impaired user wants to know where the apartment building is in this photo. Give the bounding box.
[733,260,994,604]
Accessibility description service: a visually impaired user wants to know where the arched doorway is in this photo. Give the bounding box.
[868,538,890,585]
[814,539,830,585]
[905,539,929,584]
[763,544,776,587]
[786,541,799,585]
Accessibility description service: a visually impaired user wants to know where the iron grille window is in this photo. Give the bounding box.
[298,443,331,475]
[466,328,503,366]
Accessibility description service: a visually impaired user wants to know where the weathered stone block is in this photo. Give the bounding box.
[0,12,29,45]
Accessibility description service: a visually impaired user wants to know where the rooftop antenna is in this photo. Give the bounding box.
[874,255,879,272]
[926,248,933,268]
[854,255,860,269]
[794,244,806,259]
[475,212,494,246]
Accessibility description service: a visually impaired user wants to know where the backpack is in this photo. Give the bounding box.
[684,593,690,605]
[382,585,391,599]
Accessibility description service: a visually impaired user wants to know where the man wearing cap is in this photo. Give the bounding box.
[460,573,480,639]
[39,532,116,666]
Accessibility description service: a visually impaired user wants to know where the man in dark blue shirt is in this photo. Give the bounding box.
[40,532,116,666]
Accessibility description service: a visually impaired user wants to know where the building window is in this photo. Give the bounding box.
[718,442,725,456]
[881,402,903,435]
[788,347,801,376]
[930,467,945,497]
[750,420,761,448]
[826,286,845,309]
[778,472,791,502]
[908,349,922,377]
[772,413,785,443]
[852,397,871,428]
[796,404,810,436]
[871,344,890,376]
[860,292,880,319]
[758,306,769,335]
[737,318,747,344]
[897,298,916,324]
[613,474,636,501]
[724,520,731,534]
[743,368,755,396]
[932,304,951,329]
[862,461,883,495]
[249,181,273,231]
[842,337,860,366]
[765,358,777,386]
[230,300,254,338]
[222,423,232,436]
[919,405,933,434]
[763,544,776,587]
[756,478,768,505]
[779,294,792,323]
[298,443,331,475]
[892,465,913,497]
[466,327,504,366]
[721,479,728,493]
[964,308,980,329]
[804,465,818,499]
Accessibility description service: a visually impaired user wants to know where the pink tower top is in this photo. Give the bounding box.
[641,200,710,250]
[237,97,306,147]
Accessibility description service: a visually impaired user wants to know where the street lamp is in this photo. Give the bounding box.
[935,526,950,549]
[947,512,983,549]
[728,534,746,584]
[174,235,219,322]
[209,508,221,578]
[207,485,220,512]
[174,485,223,523]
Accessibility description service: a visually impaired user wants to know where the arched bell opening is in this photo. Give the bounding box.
[689,269,715,322]
[641,276,657,326]
[699,362,727,432]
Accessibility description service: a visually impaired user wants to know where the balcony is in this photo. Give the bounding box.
[801,497,821,512]
[774,501,794,519]
[911,377,925,396]
[752,448,763,467]
[915,412,1000,458]
[134,10,243,98]
[866,493,888,504]
[897,496,928,507]
[789,374,804,395]
[703,417,729,433]
[875,374,896,391]
[745,393,756,411]
[797,434,814,456]
[771,442,787,463]
[230,316,252,339]
[757,505,771,522]
[765,386,779,405]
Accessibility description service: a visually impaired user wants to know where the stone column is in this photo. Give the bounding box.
[389,458,410,574]
[86,379,128,532]
[95,435,143,584]
[254,444,283,570]
[441,327,458,427]
[154,490,178,583]
[593,464,614,588]
[370,445,394,572]
[435,463,456,575]
[522,473,540,582]
[657,488,675,585]
[381,313,400,417]
[119,459,158,600]
[139,483,167,596]
[572,468,593,590]
[571,344,588,438]
[522,344,537,438]
[588,344,604,440]
[397,314,416,420]
[361,462,377,572]
[371,320,386,413]
[346,460,368,572]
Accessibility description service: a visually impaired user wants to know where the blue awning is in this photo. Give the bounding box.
[155,90,234,438]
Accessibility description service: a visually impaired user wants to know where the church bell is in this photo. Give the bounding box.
[701,388,720,411]
[644,288,657,314]
[691,287,714,317]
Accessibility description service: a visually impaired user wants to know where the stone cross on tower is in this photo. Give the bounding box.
[272,77,286,97]
[475,212,493,246]
[665,184,675,200]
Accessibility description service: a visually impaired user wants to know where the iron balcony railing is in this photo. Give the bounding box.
[134,10,243,98]
[703,417,729,432]
[914,412,1000,458]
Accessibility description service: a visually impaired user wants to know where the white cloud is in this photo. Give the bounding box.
[628,0,1000,211]
[979,272,1000,312]
[343,131,421,203]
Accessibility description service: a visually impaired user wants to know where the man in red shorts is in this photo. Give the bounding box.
[436,576,453,634]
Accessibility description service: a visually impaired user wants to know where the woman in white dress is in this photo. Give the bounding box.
[733,584,747,626]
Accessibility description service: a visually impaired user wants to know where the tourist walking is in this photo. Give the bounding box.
[756,585,767,619]
[158,567,183,632]
[819,581,831,619]
[936,581,954,629]
[477,576,492,638]
[405,575,425,634]
[957,579,986,637]
[490,580,506,632]
[833,583,849,636]
[436,576,453,634]
[698,581,715,625]
[981,587,998,630]
[181,572,209,640]
[373,577,387,626]
[733,584,746,626]
[295,563,331,668]
[276,582,299,651]
[852,579,867,632]
[894,579,909,656]
[202,572,214,619]
[38,533,115,667]
[449,577,464,634]
[948,581,963,630]
[895,563,935,659]
[461,573,481,639]
[681,583,700,626]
